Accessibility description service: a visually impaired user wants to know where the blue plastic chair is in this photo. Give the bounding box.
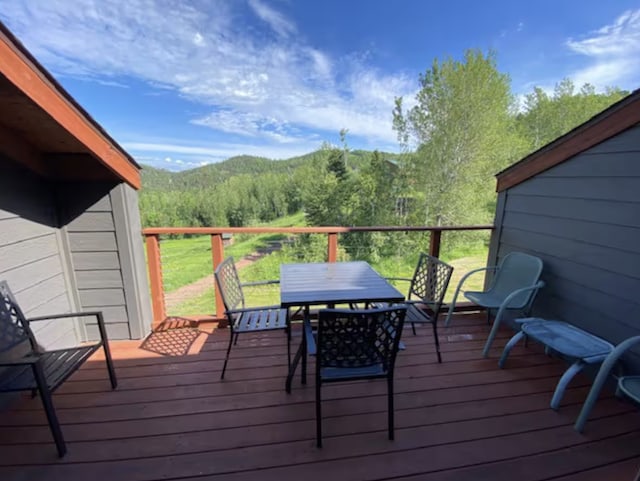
[444,252,545,357]
[575,335,640,433]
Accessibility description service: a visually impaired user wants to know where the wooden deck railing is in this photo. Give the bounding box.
[142,225,494,327]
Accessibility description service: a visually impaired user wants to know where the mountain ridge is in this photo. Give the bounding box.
[140,149,395,191]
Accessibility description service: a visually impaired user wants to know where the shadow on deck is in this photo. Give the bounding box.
[0,312,639,480]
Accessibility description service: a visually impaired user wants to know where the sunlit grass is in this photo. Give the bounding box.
[171,242,490,316]
[158,212,305,293]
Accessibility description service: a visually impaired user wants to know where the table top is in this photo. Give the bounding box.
[280,261,404,308]
[520,319,614,362]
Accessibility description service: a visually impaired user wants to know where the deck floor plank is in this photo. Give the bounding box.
[0,313,638,480]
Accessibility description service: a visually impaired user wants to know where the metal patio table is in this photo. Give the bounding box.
[281,261,405,393]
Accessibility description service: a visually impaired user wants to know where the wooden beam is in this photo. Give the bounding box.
[145,235,166,327]
[210,234,226,325]
[429,230,442,258]
[0,28,141,189]
[327,232,338,262]
[143,225,495,236]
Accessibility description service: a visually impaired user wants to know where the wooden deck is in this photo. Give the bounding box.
[0,312,639,480]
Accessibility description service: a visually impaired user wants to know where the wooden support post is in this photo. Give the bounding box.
[211,234,226,324]
[429,229,442,258]
[327,232,338,262]
[145,235,166,327]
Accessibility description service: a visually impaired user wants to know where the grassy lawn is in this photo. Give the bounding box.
[170,243,490,316]
[159,212,305,293]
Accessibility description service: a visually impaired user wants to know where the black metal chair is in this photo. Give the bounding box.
[387,253,454,363]
[0,281,117,457]
[305,306,407,447]
[214,257,289,379]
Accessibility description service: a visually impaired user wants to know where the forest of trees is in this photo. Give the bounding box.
[140,49,626,260]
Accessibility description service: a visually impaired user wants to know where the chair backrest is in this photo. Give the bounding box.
[316,307,407,372]
[489,252,543,308]
[214,257,245,313]
[408,253,454,316]
[0,281,37,354]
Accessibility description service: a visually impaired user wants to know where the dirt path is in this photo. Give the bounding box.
[164,242,282,311]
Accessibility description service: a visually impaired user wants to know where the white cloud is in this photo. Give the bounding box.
[565,9,640,89]
[248,0,297,38]
[124,139,324,168]
[0,0,413,149]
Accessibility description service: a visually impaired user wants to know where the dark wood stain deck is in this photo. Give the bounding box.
[0,312,638,480]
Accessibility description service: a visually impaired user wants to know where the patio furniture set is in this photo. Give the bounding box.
[1,252,638,455]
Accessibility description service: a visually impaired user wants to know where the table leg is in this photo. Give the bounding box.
[285,339,304,393]
[301,306,310,385]
[551,360,585,410]
[285,305,309,393]
[498,331,525,369]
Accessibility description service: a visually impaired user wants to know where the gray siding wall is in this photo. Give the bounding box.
[58,182,132,340]
[494,123,640,368]
[0,162,80,349]
[57,182,151,341]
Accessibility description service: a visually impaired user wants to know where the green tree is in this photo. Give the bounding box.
[517,79,627,151]
[393,49,525,228]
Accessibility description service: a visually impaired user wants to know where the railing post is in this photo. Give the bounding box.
[211,234,226,324]
[145,234,166,327]
[429,229,442,258]
[327,232,338,262]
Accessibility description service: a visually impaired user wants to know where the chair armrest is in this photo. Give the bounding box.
[460,266,498,285]
[304,318,316,356]
[27,311,103,323]
[241,280,279,287]
[385,277,412,283]
[29,311,110,345]
[0,355,40,367]
[498,281,545,310]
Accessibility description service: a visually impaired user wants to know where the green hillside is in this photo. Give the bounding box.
[140,149,389,191]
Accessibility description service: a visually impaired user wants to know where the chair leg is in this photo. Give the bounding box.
[432,321,442,363]
[316,379,322,448]
[301,332,307,385]
[411,322,417,336]
[286,313,292,369]
[32,362,66,457]
[221,330,234,380]
[286,328,291,369]
[486,308,492,325]
[102,340,118,390]
[233,332,240,346]
[388,375,395,440]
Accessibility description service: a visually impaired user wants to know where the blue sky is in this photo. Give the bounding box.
[1,1,639,171]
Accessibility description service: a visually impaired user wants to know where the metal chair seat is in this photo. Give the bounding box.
[215,257,290,379]
[232,307,288,332]
[618,376,640,401]
[387,254,454,363]
[445,252,545,358]
[464,291,508,308]
[306,306,407,447]
[0,345,100,392]
[0,280,116,457]
[321,363,386,380]
[404,302,435,324]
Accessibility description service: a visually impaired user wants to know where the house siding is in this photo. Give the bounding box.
[58,182,133,340]
[494,123,640,368]
[0,162,79,349]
